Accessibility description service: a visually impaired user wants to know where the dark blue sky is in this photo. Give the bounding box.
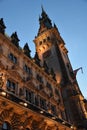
[0,0,87,98]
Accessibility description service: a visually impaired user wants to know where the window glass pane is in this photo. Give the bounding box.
[7,80,11,87]
[13,56,17,63]
[9,53,13,60]
[36,74,43,83]
[11,82,15,90]
[23,64,32,75]
[26,90,29,100]
[3,122,7,129]
[6,80,16,93]
[2,122,10,130]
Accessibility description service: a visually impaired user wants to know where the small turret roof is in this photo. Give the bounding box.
[0,18,6,28]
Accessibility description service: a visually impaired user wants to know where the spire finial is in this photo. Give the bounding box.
[41,5,44,12]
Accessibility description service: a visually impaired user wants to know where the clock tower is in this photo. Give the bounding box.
[34,7,73,84]
[34,7,87,128]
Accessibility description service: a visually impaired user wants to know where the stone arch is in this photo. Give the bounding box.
[23,116,33,129]
[46,125,59,130]
[0,109,13,129]
[38,122,47,130]
[10,112,21,130]
[0,109,22,130]
[30,118,46,130]
[26,80,34,86]
[31,120,39,129]
[0,109,12,124]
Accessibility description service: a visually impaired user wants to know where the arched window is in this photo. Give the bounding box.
[2,121,11,130]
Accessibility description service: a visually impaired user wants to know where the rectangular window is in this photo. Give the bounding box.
[25,89,34,103]
[6,80,16,93]
[36,74,43,83]
[23,64,32,75]
[51,105,56,115]
[35,95,39,106]
[8,53,17,64]
[40,98,46,110]
[13,56,17,63]
[26,89,29,101]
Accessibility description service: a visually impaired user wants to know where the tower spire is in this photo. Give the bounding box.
[41,5,47,18]
[41,5,44,13]
[37,7,52,36]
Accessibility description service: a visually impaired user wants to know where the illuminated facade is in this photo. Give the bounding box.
[0,8,87,130]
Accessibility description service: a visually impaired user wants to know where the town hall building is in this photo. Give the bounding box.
[0,8,87,130]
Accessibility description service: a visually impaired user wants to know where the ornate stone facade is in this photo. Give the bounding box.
[0,8,87,130]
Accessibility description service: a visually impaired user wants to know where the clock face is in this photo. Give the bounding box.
[43,50,51,58]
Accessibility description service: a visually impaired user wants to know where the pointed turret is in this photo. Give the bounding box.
[11,32,20,47]
[23,43,31,58]
[0,18,6,34]
[38,7,52,36]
